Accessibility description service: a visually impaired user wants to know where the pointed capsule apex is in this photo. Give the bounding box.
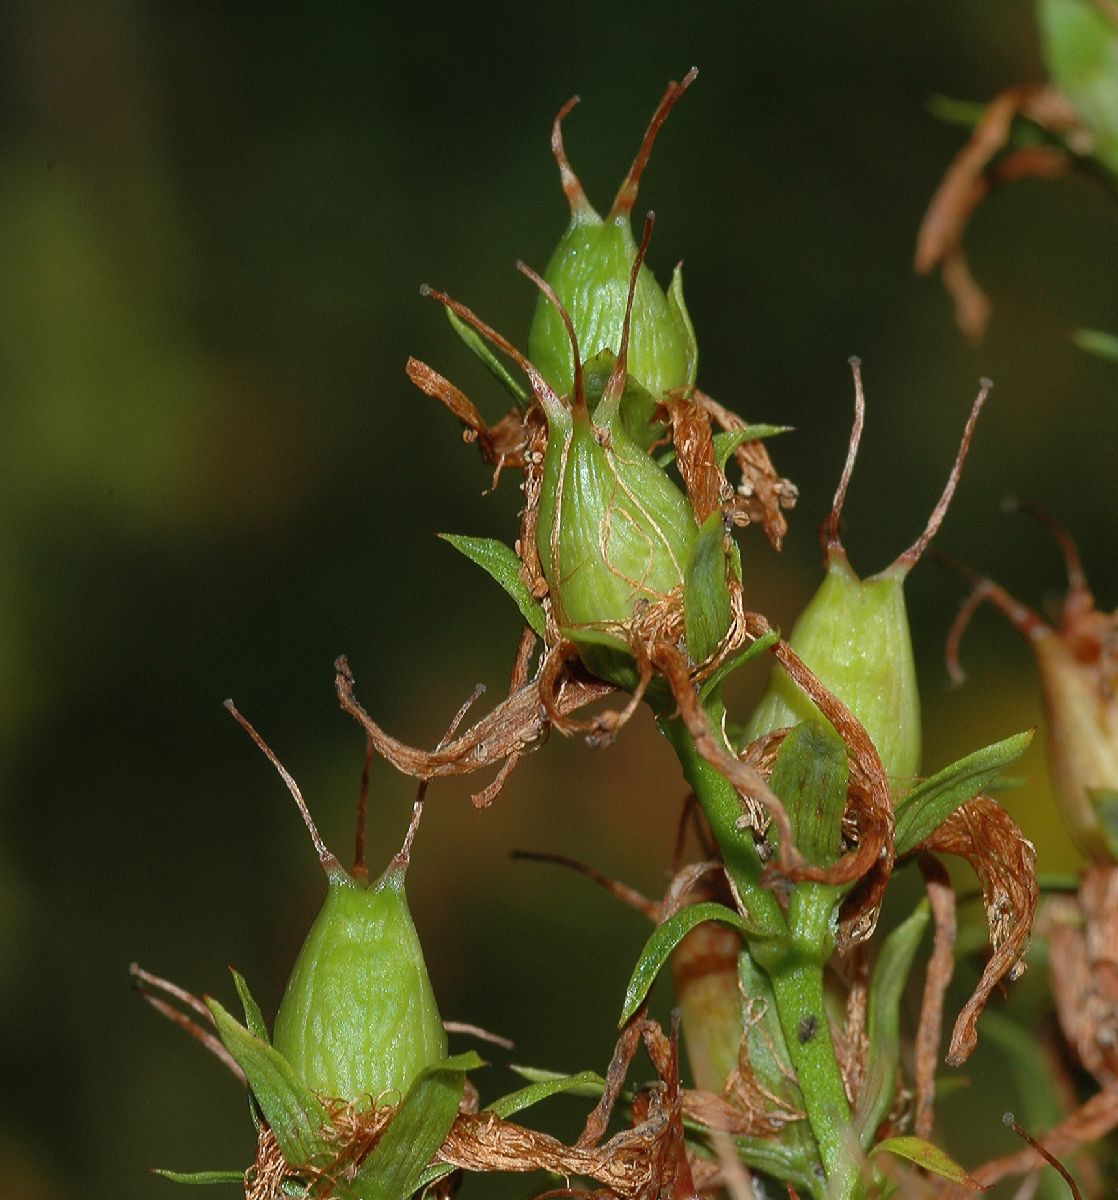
[889,376,991,575]
[551,94,594,219]
[609,68,698,220]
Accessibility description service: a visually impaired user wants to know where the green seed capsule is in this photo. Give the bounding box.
[1038,0,1118,177]
[226,703,446,1102]
[529,225,697,672]
[947,502,1118,862]
[528,71,699,401]
[744,363,991,782]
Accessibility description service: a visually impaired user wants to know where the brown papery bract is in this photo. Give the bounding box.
[916,796,1038,1066]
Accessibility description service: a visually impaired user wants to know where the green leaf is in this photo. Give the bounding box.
[620,902,753,1025]
[206,999,331,1168]
[439,533,545,637]
[1074,328,1118,362]
[894,731,1033,857]
[229,969,268,1042]
[151,1170,244,1186]
[855,900,930,1146]
[508,1064,608,1097]
[445,307,528,405]
[658,425,790,471]
[698,628,780,707]
[485,1070,607,1119]
[684,511,733,664]
[714,425,791,471]
[349,1052,482,1200]
[770,720,847,870]
[871,1135,986,1188]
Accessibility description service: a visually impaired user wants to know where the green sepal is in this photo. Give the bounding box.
[151,1169,244,1186]
[230,968,269,1042]
[583,350,667,451]
[445,307,528,405]
[564,626,645,694]
[667,264,698,390]
[684,512,733,665]
[894,731,1033,858]
[229,968,268,1130]
[854,900,930,1147]
[870,1136,985,1188]
[1073,328,1118,362]
[439,533,546,638]
[351,1052,482,1200]
[619,902,755,1026]
[698,628,780,708]
[206,999,332,1168]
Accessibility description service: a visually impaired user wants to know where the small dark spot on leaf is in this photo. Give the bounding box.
[797,1014,817,1044]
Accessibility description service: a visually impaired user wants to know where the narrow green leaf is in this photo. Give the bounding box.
[770,720,847,870]
[855,900,930,1146]
[894,731,1033,857]
[229,969,268,1042]
[485,1069,606,1119]
[684,511,732,665]
[620,902,752,1026]
[206,999,331,1168]
[871,1135,986,1188]
[439,534,545,637]
[658,425,790,471]
[1074,328,1118,362]
[698,628,780,707]
[349,1053,481,1200]
[151,1170,244,1186]
[714,425,791,471]
[508,1064,608,1097]
[445,307,528,405]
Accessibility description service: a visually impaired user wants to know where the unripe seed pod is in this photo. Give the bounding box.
[527,221,697,665]
[528,71,699,401]
[947,501,1118,862]
[744,362,991,782]
[225,703,446,1102]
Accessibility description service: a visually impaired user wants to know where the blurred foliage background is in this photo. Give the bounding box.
[2,2,1116,1196]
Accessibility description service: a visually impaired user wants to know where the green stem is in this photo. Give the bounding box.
[660,716,863,1199]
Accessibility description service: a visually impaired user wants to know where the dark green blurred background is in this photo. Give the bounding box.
[3,2,1116,1196]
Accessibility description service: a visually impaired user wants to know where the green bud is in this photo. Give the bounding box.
[528,72,699,400]
[744,364,991,782]
[226,703,446,1103]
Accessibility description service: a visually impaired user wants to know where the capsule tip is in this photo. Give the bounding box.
[847,355,861,368]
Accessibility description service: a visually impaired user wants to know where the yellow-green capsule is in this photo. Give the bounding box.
[947,502,1118,862]
[528,71,699,402]
[226,703,446,1102]
[744,362,991,782]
